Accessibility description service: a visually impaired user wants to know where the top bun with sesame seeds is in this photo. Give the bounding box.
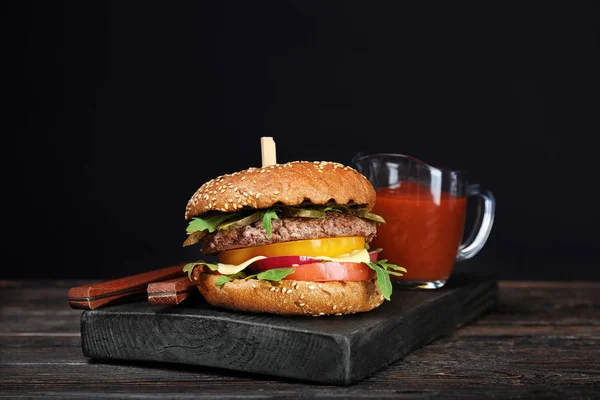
[184,161,376,220]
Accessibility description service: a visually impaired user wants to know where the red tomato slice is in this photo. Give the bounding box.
[245,251,380,282]
[284,262,375,281]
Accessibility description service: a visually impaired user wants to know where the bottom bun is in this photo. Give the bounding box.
[195,273,385,316]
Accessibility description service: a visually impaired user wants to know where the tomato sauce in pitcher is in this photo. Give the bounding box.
[370,181,467,282]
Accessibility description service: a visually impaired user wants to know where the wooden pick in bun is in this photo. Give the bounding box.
[182,161,406,316]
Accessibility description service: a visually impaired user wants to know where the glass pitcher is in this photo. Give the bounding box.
[353,153,495,289]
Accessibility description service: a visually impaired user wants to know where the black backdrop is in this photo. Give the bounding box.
[4,1,599,280]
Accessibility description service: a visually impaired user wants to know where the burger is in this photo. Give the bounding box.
[182,160,405,316]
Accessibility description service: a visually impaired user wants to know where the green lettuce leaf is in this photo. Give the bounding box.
[262,209,279,238]
[182,261,218,279]
[186,213,240,234]
[366,260,407,301]
[244,267,295,281]
[214,275,232,286]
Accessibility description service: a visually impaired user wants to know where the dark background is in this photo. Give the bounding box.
[3,1,599,280]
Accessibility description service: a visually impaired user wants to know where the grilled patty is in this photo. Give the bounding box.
[201,213,378,255]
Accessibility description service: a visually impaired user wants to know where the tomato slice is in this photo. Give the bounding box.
[245,251,380,282]
[284,262,375,281]
[218,237,365,265]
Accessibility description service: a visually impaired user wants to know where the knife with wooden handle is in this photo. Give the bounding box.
[68,264,187,310]
[147,276,198,305]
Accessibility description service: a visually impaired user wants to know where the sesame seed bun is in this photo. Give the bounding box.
[185,161,376,220]
[194,273,385,316]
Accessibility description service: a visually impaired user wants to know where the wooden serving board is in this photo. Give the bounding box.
[80,273,498,385]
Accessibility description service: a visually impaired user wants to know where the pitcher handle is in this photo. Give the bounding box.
[456,184,496,261]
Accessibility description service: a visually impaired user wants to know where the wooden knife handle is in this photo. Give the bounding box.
[147,276,197,305]
[68,264,186,310]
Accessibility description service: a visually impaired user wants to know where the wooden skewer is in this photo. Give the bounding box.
[261,137,277,167]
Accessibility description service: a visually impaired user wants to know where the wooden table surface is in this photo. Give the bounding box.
[1,280,598,399]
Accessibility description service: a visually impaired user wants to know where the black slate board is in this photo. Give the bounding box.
[80,274,498,385]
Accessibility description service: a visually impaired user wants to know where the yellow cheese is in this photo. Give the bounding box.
[314,249,371,264]
[216,255,267,275]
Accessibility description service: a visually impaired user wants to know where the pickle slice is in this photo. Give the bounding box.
[182,230,207,247]
[351,209,386,223]
[217,211,263,231]
[282,207,326,218]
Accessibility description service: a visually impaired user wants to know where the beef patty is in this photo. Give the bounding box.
[201,213,378,255]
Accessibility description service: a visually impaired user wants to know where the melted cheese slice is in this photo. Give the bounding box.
[214,249,371,275]
[313,249,371,264]
[216,255,267,275]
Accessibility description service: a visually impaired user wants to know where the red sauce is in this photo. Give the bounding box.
[370,182,467,282]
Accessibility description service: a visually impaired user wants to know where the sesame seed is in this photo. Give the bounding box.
[270,287,276,292]
[333,305,337,310]
[286,288,293,294]
[252,284,256,288]
[256,193,261,199]
[308,285,316,290]
[299,303,305,307]
[273,190,279,194]
[319,312,325,316]
[241,176,246,180]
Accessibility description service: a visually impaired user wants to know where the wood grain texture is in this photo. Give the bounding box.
[67,265,186,310]
[79,274,498,385]
[1,279,599,398]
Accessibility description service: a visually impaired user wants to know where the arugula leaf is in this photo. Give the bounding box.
[182,261,219,279]
[367,262,392,301]
[366,260,407,301]
[209,267,295,287]
[262,209,279,238]
[256,268,295,281]
[376,259,407,272]
[214,275,232,286]
[186,213,239,234]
